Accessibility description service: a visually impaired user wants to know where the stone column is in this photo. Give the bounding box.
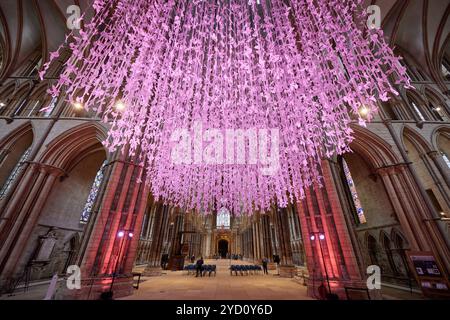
[393,165,450,272]
[61,156,150,299]
[273,207,295,277]
[298,160,369,299]
[0,163,63,291]
[427,150,450,190]
[419,153,450,207]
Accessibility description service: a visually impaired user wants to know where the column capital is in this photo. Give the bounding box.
[427,150,442,159]
[382,118,392,126]
[375,163,409,176]
[27,161,66,177]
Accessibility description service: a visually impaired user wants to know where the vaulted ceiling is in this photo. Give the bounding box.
[364,0,450,85]
[0,0,448,83]
[0,0,92,80]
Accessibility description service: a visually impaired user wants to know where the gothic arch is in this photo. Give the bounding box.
[431,126,450,152]
[38,122,108,172]
[422,86,449,120]
[365,233,380,266]
[0,81,16,99]
[18,82,53,117]
[38,122,108,237]
[390,228,410,250]
[380,230,397,275]
[403,125,450,212]
[349,125,401,169]
[5,81,35,115]
[401,125,434,155]
[406,90,431,120]
[423,86,447,106]
[0,121,34,150]
[0,122,34,192]
[390,228,411,277]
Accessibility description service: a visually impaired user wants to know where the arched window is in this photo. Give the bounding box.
[442,151,450,169]
[410,99,426,121]
[216,207,231,229]
[0,146,32,198]
[441,56,450,81]
[0,39,4,74]
[342,158,367,224]
[425,90,447,121]
[80,160,107,223]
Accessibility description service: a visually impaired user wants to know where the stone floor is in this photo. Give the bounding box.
[0,259,425,300]
[121,259,313,300]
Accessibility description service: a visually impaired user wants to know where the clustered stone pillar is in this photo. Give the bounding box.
[60,152,149,300]
[297,160,368,299]
[377,164,450,273]
[260,214,273,261]
[0,163,64,292]
[273,207,295,277]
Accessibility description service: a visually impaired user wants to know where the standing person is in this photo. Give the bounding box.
[195,257,204,277]
[160,254,168,270]
[273,255,281,275]
[262,257,269,275]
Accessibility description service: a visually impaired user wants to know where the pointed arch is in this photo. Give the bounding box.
[365,233,379,266]
[391,228,410,250]
[380,230,397,274]
[422,86,448,120]
[0,120,34,150]
[0,121,34,197]
[401,125,434,155]
[349,125,401,170]
[431,125,450,151]
[39,122,108,172]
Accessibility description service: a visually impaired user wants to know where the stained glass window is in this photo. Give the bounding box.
[80,160,107,223]
[216,207,230,229]
[0,146,32,199]
[342,158,367,224]
[411,101,426,121]
[442,152,450,169]
[43,97,58,117]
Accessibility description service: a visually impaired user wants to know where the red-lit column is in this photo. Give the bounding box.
[63,152,150,299]
[297,160,369,299]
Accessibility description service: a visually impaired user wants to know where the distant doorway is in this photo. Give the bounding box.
[218,239,228,258]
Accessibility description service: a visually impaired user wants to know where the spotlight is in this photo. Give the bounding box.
[115,100,126,111]
[434,107,441,112]
[359,105,370,117]
[319,234,325,240]
[310,235,315,241]
[73,102,83,110]
[128,232,134,238]
[0,102,6,107]
[118,231,125,238]
[440,211,446,217]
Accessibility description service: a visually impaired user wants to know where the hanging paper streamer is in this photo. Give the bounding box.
[42,0,410,214]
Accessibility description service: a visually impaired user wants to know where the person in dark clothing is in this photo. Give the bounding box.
[160,254,169,270]
[262,257,269,275]
[195,257,204,277]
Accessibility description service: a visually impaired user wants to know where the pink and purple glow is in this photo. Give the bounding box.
[41,0,410,214]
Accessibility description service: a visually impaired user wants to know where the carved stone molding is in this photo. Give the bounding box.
[26,161,66,177]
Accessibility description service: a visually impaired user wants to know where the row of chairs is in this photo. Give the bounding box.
[229,265,262,276]
[184,264,217,277]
